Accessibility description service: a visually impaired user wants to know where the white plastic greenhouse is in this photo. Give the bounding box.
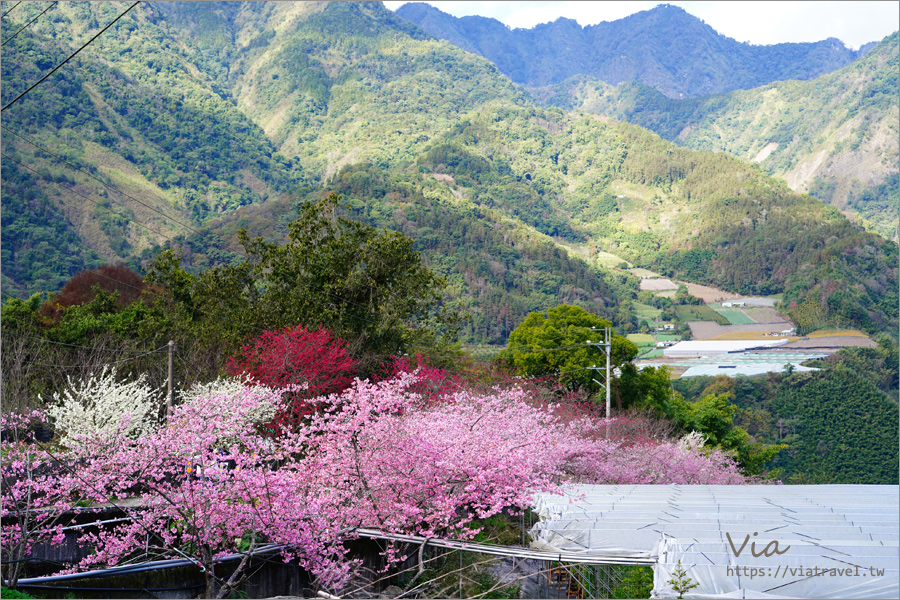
[530,484,899,599]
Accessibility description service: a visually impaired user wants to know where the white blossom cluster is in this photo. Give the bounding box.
[178,375,277,427]
[677,430,708,453]
[45,371,285,449]
[46,367,159,448]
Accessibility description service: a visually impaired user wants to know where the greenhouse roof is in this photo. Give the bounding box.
[679,363,819,378]
[663,340,790,357]
[530,484,898,599]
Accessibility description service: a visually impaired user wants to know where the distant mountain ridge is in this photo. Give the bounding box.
[533,32,900,241]
[396,2,869,99]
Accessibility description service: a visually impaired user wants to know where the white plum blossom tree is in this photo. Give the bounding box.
[46,366,160,448]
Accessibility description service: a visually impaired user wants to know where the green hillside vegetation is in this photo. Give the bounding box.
[539,33,900,241]
[1,0,300,295]
[169,165,635,344]
[1,1,897,344]
[675,341,899,484]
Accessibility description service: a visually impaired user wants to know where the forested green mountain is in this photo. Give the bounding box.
[537,32,900,241]
[675,342,899,484]
[1,0,298,296]
[1,1,897,343]
[395,2,867,99]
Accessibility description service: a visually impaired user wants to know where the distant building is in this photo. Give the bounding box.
[722,301,746,308]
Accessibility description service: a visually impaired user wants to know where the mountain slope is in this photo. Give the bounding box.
[538,32,900,241]
[1,1,896,342]
[159,1,896,336]
[1,0,300,296]
[395,2,865,99]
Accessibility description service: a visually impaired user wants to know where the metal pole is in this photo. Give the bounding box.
[605,327,611,420]
[167,340,174,417]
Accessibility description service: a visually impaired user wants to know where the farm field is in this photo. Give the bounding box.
[806,329,869,338]
[656,334,682,342]
[783,336,877,349]
[705,331,801,341]
[627,333,657,358]
[627,334,655,344]
[633,302,662,319]
[684,283,741,302]
[742,307,787,323]
[627,268,658,278]
[640,278,678,291]
[714,308,756,325]
[688,320,794,339]
[675,305,728,325]
[597,251,630,268]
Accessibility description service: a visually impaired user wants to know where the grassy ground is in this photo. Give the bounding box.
[626,268,658,278]
[596,251,630,268]
[633,302,662,319]
[655,334,681,342]
[714,308,756,325]
[627,333,655,344]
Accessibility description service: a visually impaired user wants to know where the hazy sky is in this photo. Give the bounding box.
[382,1,899,49]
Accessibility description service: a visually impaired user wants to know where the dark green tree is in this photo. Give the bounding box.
[146,194,456,371]
[499,304,637,391]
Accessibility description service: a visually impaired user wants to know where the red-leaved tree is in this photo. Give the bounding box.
[225,325,357,427]
[40,264,145,320]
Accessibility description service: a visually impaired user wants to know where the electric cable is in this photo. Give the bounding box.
[2,1,139,112]
[1,151,180,244]
[1,128,200,234]
[30,343,170,369]
[22,335,167,354]
[1,1,22,18]
[1,1,57,47]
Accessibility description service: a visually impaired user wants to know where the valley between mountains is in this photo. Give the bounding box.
[2,1,897,346]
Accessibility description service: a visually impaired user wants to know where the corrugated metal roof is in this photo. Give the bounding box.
[531,484,899,599]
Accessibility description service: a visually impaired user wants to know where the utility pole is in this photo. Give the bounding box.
[167,340,174,418]
[587,327,617,438]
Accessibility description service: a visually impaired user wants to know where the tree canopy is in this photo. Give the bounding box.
[499,304,638,391]
[146,193,455,372]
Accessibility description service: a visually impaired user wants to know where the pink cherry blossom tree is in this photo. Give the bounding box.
[1,411,80,590]
[6,371,748,598]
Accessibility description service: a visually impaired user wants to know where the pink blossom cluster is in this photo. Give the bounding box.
[3,372,746,595]
[1,410,74,587]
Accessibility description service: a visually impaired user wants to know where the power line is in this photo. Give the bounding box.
[22,335,166,354]
[1,1,22,18]
[2,1,139,112]
[2,1,57,47]
[1,151,180,244]
[31,344,169,369]
[1,127,199,235]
